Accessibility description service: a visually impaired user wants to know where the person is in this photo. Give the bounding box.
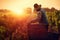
[30,3,48,40]
[33,3,49,30]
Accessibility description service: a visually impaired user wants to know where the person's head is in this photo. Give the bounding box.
[34,3,39,10]
[34,3,39,8]
[34,3,42,11]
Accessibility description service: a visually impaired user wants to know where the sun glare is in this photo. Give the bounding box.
[13,9,23,13]
[11,9,24,16]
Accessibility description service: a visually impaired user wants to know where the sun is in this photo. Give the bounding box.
[13,9,23,13]
[11,9,24,16]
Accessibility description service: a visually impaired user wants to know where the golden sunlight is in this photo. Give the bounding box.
[0,0,60,17]
[0,0,60,10]
[13,10,22,13]
[10,8,24,16]
[13,10,23,15]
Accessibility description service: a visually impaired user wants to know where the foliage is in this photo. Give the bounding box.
[46,10,60,33]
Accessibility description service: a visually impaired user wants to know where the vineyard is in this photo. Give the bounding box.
[0,9,60,40]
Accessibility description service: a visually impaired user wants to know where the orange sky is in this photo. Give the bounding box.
[0,0,60,13]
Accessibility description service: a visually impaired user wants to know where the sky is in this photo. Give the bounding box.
[0,0,60,13]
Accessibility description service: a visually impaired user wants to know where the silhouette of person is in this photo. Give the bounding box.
[33,3,49,30]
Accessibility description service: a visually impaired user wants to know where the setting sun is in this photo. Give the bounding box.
[12,9,23,15]
[12,9,22,13]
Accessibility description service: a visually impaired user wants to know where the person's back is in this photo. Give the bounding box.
[40,9,48,25]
